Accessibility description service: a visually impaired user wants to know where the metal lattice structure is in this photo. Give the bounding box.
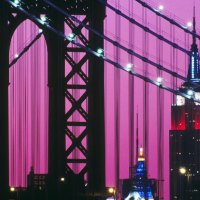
[64,15,89,177]
[0,0,106,199]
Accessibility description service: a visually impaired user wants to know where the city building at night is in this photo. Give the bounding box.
[122,147,158,200]
[170,10,200,200]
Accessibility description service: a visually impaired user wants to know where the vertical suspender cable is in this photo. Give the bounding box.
[156,15,164,200]
[10,40,13,186]
[23,43,26,183]
[25,26,27,183]
[170,23,175,108]
[18,27,22,185]
[156,14,160,199]
[36,24,40,173]
[114,0,121,192]
[142,6,149,200]
[128,0,135,177]
[142,5,149,171]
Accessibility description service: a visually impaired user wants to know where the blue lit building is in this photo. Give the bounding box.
[187,10,200,83]
[122,148,158,200]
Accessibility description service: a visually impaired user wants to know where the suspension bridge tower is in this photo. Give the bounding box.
[0,0,106,199]
[170,10,200,200]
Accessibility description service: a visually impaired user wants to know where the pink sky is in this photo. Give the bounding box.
[8,1,200,200]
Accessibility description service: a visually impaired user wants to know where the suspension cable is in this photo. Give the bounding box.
[98,0,191,56]
[134,0,200,39]
[42,0,200,91]
[9,32,43,67]
[6,0,200,104]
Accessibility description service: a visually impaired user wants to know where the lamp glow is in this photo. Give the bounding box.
[14,0,20,5]
[69,33,75,38]
[158,5,164,11]
[187,21,193,28]
[139,147,143,157]
[39,29,43,33]
[126,63,133,69]
[60,177,65,182]
[156,77,163,84]
[15,54,19,58]
[10,187,15,192]
[97,48,104,54]
[68,33,76,41]
[40,14,47,22]
[179,167,186,174]
[108,187,115,194]
[187,90,194,96]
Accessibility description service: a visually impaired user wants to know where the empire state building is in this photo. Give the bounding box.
[170,8,200,200]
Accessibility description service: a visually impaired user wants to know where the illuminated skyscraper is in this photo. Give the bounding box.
[170,8,200,200]
[122,147,157,200]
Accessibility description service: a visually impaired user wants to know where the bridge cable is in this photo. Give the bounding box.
[9,32,43,68]
[42,0,200,91]
[128,0,135,176]
[134,0,200,39]
[6,0,200,107]
[97,0,200,59]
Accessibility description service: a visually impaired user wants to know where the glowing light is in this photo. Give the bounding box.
[139,147,143,157]
[39,29,43,33]
[158,5,164,11]
[187,21,193,28]
[179,167,187,174]
[15,54,19,58]
[195,92,200,105]
[138,147,145,161]
[40,14,47,23]
[60,177,65,182]
[126,63,133,69]
[108,187,115,194]
[68,33,75,39]
[176,95,185,106]
[97,48,104,54]
[156,77,163,84]
[138,157,145,161]
[10,187,15,192]
[14,0,20,5]
[187,90,194,96]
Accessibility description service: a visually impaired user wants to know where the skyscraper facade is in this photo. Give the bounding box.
[122,147,157,200]
[170,9,200,200]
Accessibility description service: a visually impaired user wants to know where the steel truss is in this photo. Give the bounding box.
[1,0,106,199]
[64,15,89,176]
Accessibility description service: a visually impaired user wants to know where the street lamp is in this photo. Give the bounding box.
[179,167,186,174]
[108,187,116,200]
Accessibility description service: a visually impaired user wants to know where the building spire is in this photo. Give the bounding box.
[192,5,197,46]
[186,5,200,82]
[190,4,198,52]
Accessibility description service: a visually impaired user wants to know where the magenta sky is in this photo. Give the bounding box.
[105,1,200,199]
[8,1,200,200]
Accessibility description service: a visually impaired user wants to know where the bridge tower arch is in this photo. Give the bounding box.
[0,0,106,199]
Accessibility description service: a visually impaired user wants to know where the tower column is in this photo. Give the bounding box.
[88,0,106,196]
[47,7,65,200]
[0,2,9,199]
